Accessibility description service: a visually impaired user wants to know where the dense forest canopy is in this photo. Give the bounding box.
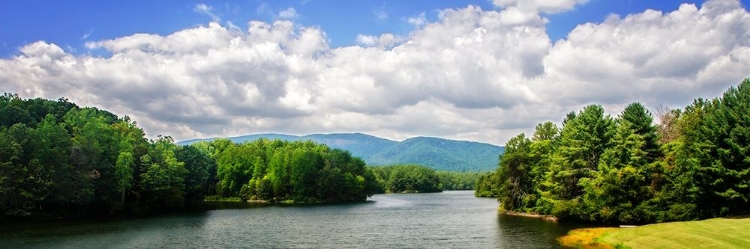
[367,165,482,193]
[0,93,201,217]
[193,139,380,203]
[0,93,380,218]
[369,164,442,193]
[435,171,482,191]
[476,79,750,224]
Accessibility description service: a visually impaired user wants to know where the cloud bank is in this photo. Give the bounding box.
[1,0,749,145]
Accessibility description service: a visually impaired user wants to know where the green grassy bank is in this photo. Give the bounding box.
[559,218,750,249]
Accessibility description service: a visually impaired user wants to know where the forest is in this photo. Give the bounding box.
[476,79,750,224]
[368,165,481,193]
[435,171,482,191]
[0,92,487,219]
[0,93,380,218]
[369,164,442,193]
[192,139,381,203]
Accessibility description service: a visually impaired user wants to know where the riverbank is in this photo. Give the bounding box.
[559,217,750,248]
[500,210,559,222]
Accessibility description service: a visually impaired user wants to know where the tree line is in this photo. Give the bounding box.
[0,93,207,217]
[476,79,750,224]
[192,139,380,203]
[0,93,379,218]
[436,171,482,191]
[369,164,442,193]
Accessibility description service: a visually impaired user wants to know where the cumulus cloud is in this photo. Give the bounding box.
[541,1,750,106]
[1,1,749,145]
[492,0,589,14]
[356,33,400,48]
[490,0,589,26]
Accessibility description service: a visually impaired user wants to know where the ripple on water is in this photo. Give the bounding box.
[0,191,577,248]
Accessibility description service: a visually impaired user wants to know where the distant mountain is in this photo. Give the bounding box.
[367,136,504,172]
[178,133,504,172]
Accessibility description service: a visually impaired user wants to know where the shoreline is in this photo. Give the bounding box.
[500,210,559,222]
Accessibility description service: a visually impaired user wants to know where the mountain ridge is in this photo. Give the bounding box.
[178,133,504,171]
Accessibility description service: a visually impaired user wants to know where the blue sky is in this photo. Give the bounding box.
[0,0,709,57]
[1,0,749,144]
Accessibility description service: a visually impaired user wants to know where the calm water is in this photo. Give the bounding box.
[0,191,577,248]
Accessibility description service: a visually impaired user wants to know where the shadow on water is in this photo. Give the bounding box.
[0,211,212,249]
[496,214,595,248]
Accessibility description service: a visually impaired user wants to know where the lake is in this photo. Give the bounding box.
[0,191,578,248]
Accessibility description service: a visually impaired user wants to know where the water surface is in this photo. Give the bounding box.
[0,191,576,248]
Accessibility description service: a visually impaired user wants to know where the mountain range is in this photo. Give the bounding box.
[178,133,504,172]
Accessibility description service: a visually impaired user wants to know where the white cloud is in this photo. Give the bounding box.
[2,1,750,146]
[356,35,377,47]
[194,3,220,22]
[278,8,299,19]
[407,13,427,27]
[356,33,400,48]
[492,0,589,14]
[490,0,588,26]
[540,1,750,106]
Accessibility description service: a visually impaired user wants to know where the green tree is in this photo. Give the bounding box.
[584,106,658,223]
[115,152,134,207]
[175,145,212,207]
[545,105,614,220]
[290,149,323,201]
[0,125,32,216]
[528,122,559,214]
[496,134,533,211]
[672,79,750,218]
[474,171,500,197]
[140,136,188,211]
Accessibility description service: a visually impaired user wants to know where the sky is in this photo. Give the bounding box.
[1,0,749,145]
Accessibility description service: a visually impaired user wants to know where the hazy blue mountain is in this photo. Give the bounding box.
[368,137,504,171]
[302,133,398,158]
[178,133,504,172]
[229,133,302,143]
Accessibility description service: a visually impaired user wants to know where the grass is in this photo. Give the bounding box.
[558,227,619,249]
[559,218,750,249]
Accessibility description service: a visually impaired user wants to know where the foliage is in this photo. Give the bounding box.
[0,94,375,219]
[484,79,750,224]
[0,94,207,217]
[435,171,482,190]
[203,139,377,203]
[474,171,500,197]
[369,164,442,193]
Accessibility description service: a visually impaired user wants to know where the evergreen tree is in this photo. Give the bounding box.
[496,134,533,211]
[584,105,659,223]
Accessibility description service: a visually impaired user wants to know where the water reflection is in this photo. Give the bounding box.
[0,191,575,248]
